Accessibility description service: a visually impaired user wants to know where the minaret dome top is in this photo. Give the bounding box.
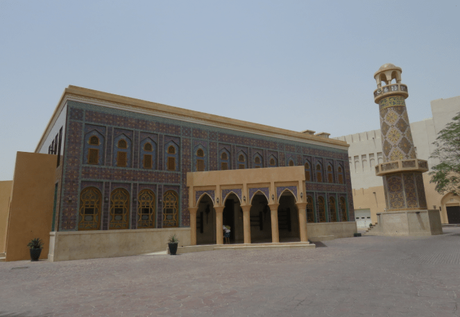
[373,63,408,103]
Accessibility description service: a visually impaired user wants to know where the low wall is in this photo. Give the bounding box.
[0,181,13,254]
[49,228,191,261]
[307,222,357,241]
[373,210,443,236]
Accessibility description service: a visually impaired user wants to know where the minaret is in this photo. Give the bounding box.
[373,64,428,212]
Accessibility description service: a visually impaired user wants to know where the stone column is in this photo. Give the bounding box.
[214,206,224,245]
[241,205,251,244]
[189,207,198,245]
[296,202,308,242]
[269,204,279,243]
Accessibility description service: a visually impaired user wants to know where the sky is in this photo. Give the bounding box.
[0,1,459,180]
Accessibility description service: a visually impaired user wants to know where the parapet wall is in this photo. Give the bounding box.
[49,227,191,261]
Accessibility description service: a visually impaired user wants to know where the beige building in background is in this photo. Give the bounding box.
[336,95,460,228]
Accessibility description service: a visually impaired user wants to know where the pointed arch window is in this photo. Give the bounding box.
[307,195,315,223]
[269,156,277,167]
[253,153,263,168]
[327,163,334,183]
[114,135,131,167]
[329,196,337,222]
[340,197,347,221]
[85,131,104,165]
[318,196,326,222]
[338,165,344,184]
[118,139,127,149]
[109,188,130,229]
[141,139,156,169]
[163,190,179,227]
[165,142,179,171]
[220,149,230,170]
[78,187,102,230]
[89,136,99,145]
[195,146,206,171]
[138,189,155,228]
[316,163,323,182]
[305,161,312,181]
[238,152,247,169]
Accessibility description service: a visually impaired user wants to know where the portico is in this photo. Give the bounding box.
[187,166,308,245]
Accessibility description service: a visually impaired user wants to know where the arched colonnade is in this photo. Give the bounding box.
[187,166,308,245]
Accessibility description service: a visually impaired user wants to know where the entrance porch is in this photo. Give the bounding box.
[187,166,310,246]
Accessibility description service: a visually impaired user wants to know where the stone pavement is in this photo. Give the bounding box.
[1,227,460,317]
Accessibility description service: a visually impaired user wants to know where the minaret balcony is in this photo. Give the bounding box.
[373,83,408,103]
[375,159,428,176]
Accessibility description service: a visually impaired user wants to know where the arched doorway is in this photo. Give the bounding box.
[250,193,272,243]
[222,193,242,244]
[441,193,460,224]
[196,194,215,245]
[278,192,300,242]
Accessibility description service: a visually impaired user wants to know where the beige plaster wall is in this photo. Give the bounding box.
[352,185,386,224]
[49,228,191,261]
[5,152,57,261]
[307,222,357,241]
[0,181,13,253]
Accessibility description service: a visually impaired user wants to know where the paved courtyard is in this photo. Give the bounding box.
[1,227,460,317]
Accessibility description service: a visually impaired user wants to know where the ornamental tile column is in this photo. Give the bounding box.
[373,64,428,211]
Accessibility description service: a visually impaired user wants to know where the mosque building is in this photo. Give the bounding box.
[0,85,356,261]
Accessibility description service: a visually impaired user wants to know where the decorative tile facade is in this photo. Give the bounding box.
[57,99,354,231]
[249,188,270,202]
[277,186,298,201]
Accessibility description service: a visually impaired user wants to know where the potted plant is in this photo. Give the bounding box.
[27,238,44,261]
[168,234,179,255]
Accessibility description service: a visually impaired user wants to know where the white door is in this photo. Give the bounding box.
[355,209,371,229]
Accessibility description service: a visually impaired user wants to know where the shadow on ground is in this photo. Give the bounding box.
[312,241,327,248]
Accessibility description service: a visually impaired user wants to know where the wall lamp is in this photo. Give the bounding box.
[67,197,72,203]
[300,192,303,199]
[243,196,246,202]
[216,197,219,204]
[105,197,109,203]
[271,194,275,201]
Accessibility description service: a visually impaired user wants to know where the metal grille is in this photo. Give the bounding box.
[163,190,179,227]
[138,189,155,228]
[78,187,102,230]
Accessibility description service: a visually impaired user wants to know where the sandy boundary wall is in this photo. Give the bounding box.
[5,152,56,261]
[307,222,357,241]
[0,181,13,254]
[49,228,191,261]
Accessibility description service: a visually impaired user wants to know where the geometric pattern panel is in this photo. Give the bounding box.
[222,189,242,204]
[399,137,413,155]
[389,148,405,161]
[379,96,416,162]
[384,172,428,211]
[249,187,270,203]
[196,190,215,205]
[277,186,297,201]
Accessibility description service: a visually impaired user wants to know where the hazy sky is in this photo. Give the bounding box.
[1,1,459,180]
